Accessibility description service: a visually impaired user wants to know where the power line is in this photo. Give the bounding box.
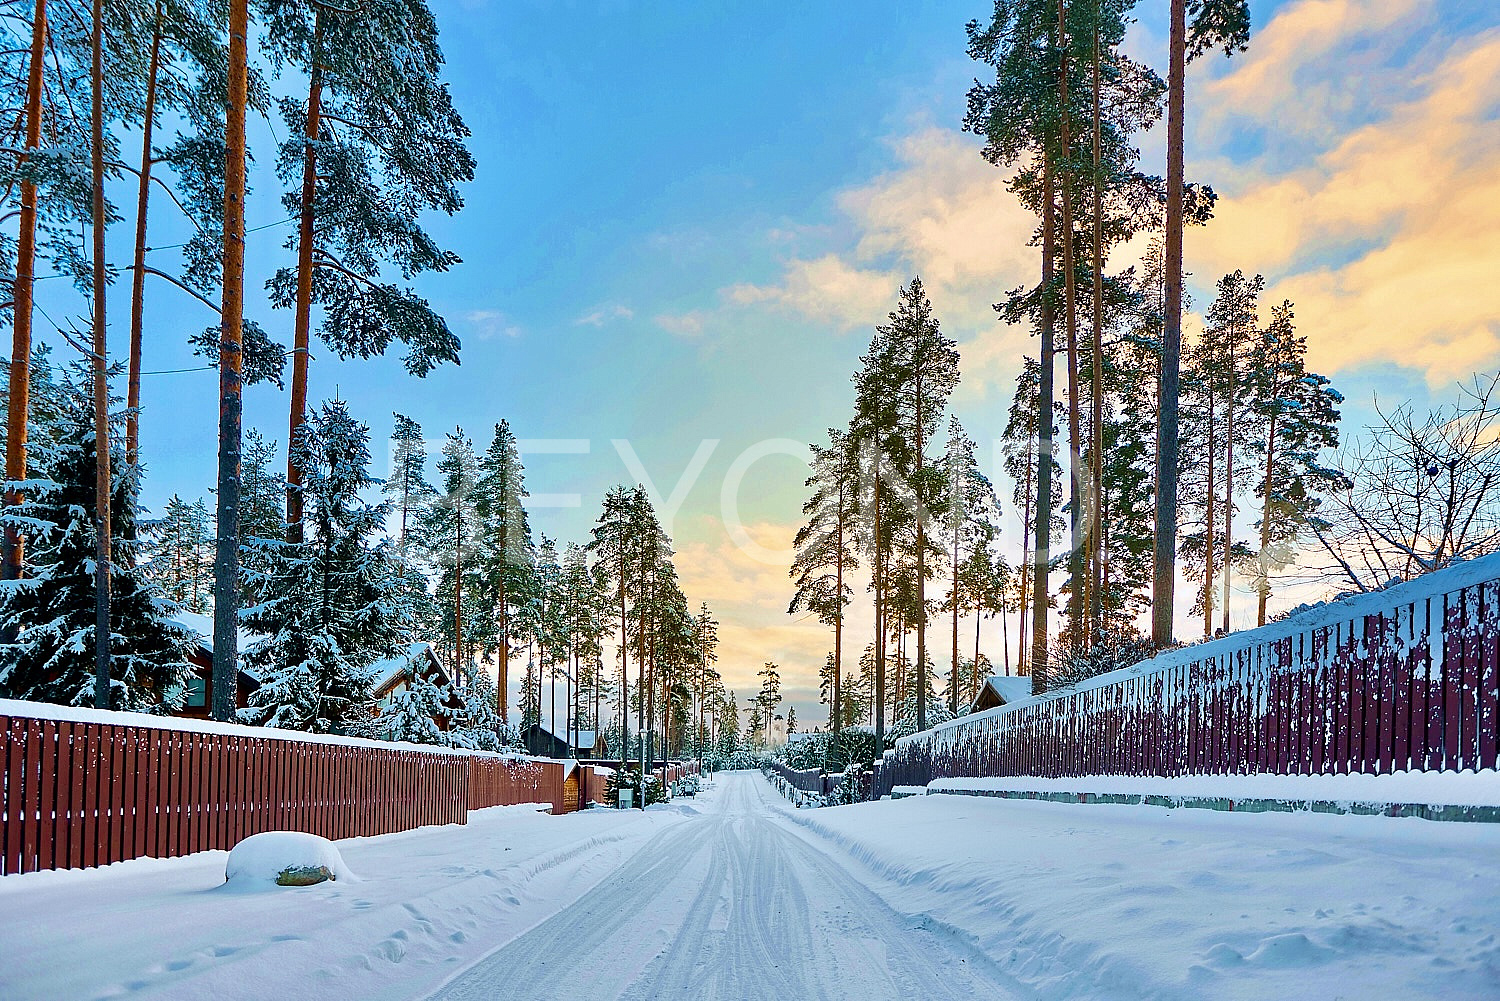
[145,214,296,254]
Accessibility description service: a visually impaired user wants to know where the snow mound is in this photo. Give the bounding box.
[225,832,353,889]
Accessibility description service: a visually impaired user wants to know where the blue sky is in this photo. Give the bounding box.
[34,0,1500,728]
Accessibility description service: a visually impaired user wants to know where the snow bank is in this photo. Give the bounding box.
[3,799,689,1001]
[774,783,1500,1001]
[926,768,1500,807]
[224,832,352,888]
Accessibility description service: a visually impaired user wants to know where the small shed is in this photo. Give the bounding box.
[521,723,606,759]
[969,675,1035,714]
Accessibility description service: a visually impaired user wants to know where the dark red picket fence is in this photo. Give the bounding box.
[0,705,576,876]
[873,557,1500,799]
[770,761,831,796]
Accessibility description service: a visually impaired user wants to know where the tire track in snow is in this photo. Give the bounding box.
[429,773,1025,1001]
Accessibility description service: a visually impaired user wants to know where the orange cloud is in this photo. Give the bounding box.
[1195,29,1500,385]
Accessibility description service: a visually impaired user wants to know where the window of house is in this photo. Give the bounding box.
[186,677,207,708]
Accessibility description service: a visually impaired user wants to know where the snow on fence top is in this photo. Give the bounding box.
[898,549,1500,751]
[0,697,559,765]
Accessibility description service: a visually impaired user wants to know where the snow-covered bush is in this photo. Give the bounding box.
[674,772,701,797]
[827,762,868,806]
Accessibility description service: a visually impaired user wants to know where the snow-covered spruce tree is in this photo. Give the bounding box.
[0,372,192,709]
[449,663,502,751]
[382,662,448,745]
[423,429,480,672]
[240,400,412,732]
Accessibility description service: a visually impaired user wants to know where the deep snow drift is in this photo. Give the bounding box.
[2,772,1496,1000]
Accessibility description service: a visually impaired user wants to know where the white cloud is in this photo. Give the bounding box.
[655,311,710,337]
[575,304,634,327]
[465,309,522,340]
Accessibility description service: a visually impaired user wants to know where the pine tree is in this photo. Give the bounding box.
[588,486,638,765]
[385,413,434,548]
[1000,357,1064,672]
[3,0,97,583]
[424,429,480,671]
[211,0,251,720]
[241,400,411,732]
[126,0,275,466]
[1181,269,1262,636]
[475,419,532,723]
[940,418,1003,709]
[1154,0,1252,646]
[789,428,858,735]
[0,375,192,709]
[265,0,472,536]
[885,277,959,732]
[1248,301,1346,623]
[756,662,781,747]
[143,494,214,612]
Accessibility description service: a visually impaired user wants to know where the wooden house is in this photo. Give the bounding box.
[367,643,465,732]
[169,612,260,719]
[521,724,607,760]
[969,675,1035,714]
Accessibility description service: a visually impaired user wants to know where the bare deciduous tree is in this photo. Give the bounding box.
[1312,373,1500,592]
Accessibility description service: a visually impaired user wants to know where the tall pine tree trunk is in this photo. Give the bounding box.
[1222,334,1236,635]
[1089,6,1106,638]
[1018,438,1033,673]
[4,0,47,584]
[126,5,162,470]
[617,573,627,771]
[915,378,927,733]
[950,524,960,714]
[1257,410,1278,625]
[91,0,112,709]
[1152,0,1186,648]
[1204,384,1215,640]
[1032,156,1057,694]
[286,15,324,543]
[212,0,250,722]
[1057,0,1084,652]
[872,452,885,755]
[833,478,844,735]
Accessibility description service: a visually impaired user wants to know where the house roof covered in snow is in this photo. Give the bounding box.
[970,675,1034,713]
[525,723,598,750]
[367,643,447,695]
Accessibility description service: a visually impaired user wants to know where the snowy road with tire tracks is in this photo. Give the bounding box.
[427,771,1022,1001]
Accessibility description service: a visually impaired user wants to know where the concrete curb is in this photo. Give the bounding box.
[923,786,1500,823]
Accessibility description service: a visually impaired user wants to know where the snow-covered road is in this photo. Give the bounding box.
[4,769,1497,1000]
[429,771,1018,1001]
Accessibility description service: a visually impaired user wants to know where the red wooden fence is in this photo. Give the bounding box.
[873,557,1500,797]
[0,704,576,876]
[468,754,567,813]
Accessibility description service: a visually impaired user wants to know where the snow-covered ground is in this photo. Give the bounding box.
[3,771,1497,1000]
